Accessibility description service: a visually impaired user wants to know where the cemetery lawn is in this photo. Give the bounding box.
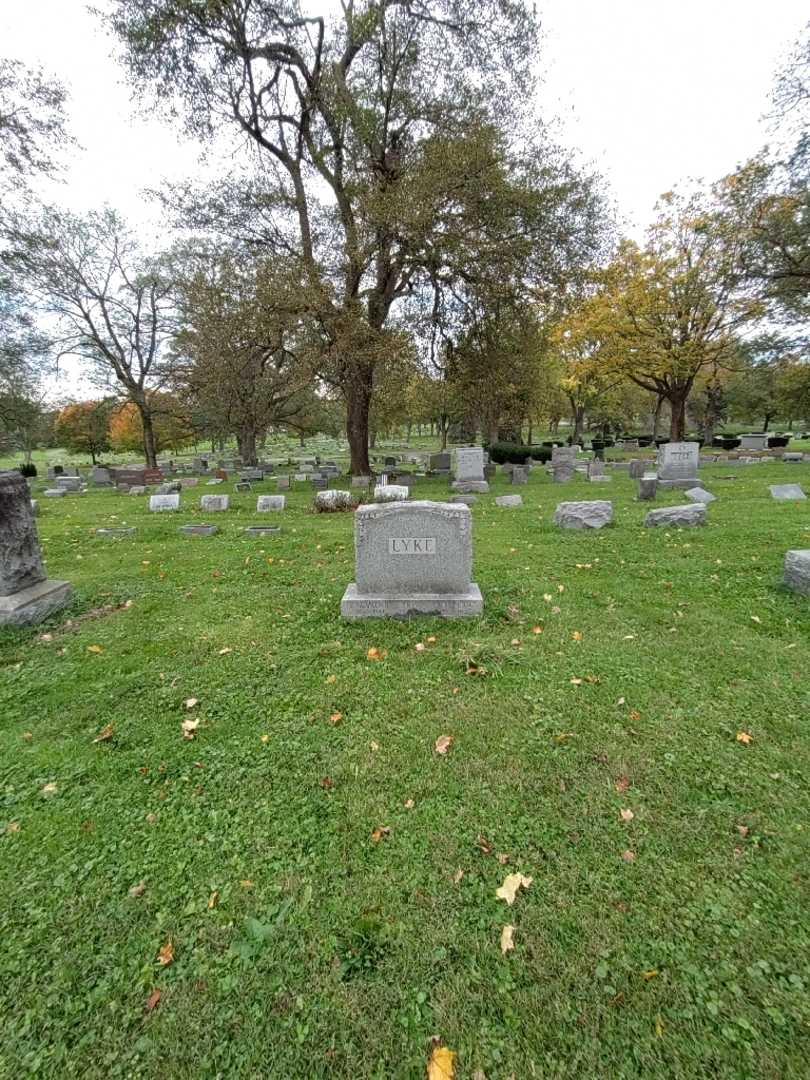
[3,467,810,1079]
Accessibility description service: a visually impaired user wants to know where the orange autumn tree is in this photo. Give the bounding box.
[54,399,114,462]
[109,395,194,456]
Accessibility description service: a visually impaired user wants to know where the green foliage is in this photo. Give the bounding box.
[486,441,551,464]
[17,460,36,477]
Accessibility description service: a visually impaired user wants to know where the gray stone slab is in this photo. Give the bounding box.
[657,441,700,483]
[685,487,716,504]
[43,489,67,498]
[180,524,219,536]
[149,494,180,512]
[0,577,72,627]
[206,478,224,485]
[510,467,528,485]
[374,484,410,501]
[95,527,136,537]
[200,494,230,512]
[351,475,371,488]
[770,484,806,501]
[244,525,281,536]
[554,500,613,529]
[552,445,577,465]
[552,463,575,483]
[784,550,810,596]
[629,460,646,479]
[638,476,658,501]
[453,447,485,483]
[55,476,82,491]
[783,452,804,463]
[589,474,612,483]
[341,582,482,620]
[449,494,477,506]
[156,482,182,495]
[740,434,769,450]
[495,495,523,508]
[235,481,252,492]
[658,478,704,490]
[644,504,707,528]
[128,486,147,496]
[257,495,286,512]
[277,476,291,491]
[451,480,489,494]
[179,477,199,488]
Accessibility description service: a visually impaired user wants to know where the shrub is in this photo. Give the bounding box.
[768,435,790,448]
[18,462,37,478]
[487,442,551,465]
[713,435,741,450]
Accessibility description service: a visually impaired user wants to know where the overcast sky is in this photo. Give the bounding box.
[2,0,806,395]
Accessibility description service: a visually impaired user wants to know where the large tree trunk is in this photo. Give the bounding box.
[140,408,158,468]
[652,394,665,439]
[346,366,372,475]
[669,394,688,441]
[763,413,772,432]
[571,404,585,444]
[238,426,258,466]
[526,418,533,445]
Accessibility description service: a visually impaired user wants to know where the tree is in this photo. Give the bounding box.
[594,193,763,441]
[1,206,176,466]
[54,399,114,462]
[0,57,72,193]
[173,251,316,465]
[106,0,604,473]
[109,394,194,455]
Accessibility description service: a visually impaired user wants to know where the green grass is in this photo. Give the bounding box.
[2,465,810,1078]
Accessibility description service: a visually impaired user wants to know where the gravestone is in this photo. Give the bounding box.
[257,495,286,512]
[496,495,523,508]
[770,484,806,501]
[235,481,252,493]
[341,500,483,619]
[206,478,224,485]
[554,501,613,529]
[644,504,707,528]
[179,477,199,489]
[143,469,165,484]
[56,476,82,492]
[215,469,229,481]
[311,475,328,490]
[740,434,769,450]
[685,487,716,504]
[657,442,701,489]
[552,462,575,483]
[149,494,180,512]
[30,500,39,517]
[450,494,477,506]
[44,488,67,498]
[452,447,489,494]
[629,459,646,479]
[483,463,496,480]
[384,456,398,467]
[244,525,281,537]
[784,550,810,596]
[429,452,451,474]
[90,467,111,485]
[552,445,577,465]
[0,471,72,626]
[95,527,136,538]
[351,475,371,489]
[374,484,409,501]
[192,457,209,472]
[277,476,291,491]
[638,476,658,501]
[200,494,229,512]
[784,452,804,463]
[128,485,147,496]
[241,469,264,482]
[315,490,353,510]
[587,459,605,478]
[293,473,308,482]
[180,524,218,537]
[511,466,528,485]
[157,481,182,495]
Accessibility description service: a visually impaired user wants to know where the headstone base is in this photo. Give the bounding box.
[340,582,483,620]
[657,478,703,490]
[451,480,489,494]
[0,579,72,627]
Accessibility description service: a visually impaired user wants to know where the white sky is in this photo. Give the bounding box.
[1,0,806,396]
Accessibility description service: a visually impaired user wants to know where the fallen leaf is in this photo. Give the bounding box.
[260,734,270,744]
[370,740,380,752]
[371,826,391,843]
[128,881,147,898]
[41,782,58,796]
[615,775,630,794]
[496,853,509,865]
[415,642,426,652]
[434,735,453,755]
[181,718,200,740]
[500,925,515,954]
[736,824,749,837]
[87,645,103,654]
[620,808,635,823]
[93,724,114,743]
[621,849,636,863]
[655,1014,664,1038]
[404,798,415,809]
[157,940,174,966]
[531,625,543,634]
[145,989,162,1012]
[367,646,382,660]
[22,732,33,741]
[510,638,521,647]
[427,1044,456,1080]
[554,732,576,743]
[616,697,626,706]
[6,821,20,834]
[570,677,583,686]
[329,711,343,725]
[476,835,493,855]
[453,868,465,884]
[496,872,533,905]
[207,890,219,909]
[551,605,561,614]
[642,969,658,980]
[326,674,337,684]
[736,731,752,745]
[184,698,199,710]
[217,647,232,655]
[320,777,333,789]
[240,879,254,889]
[426,636,437,644]
[628,709,641,722]
[750,615,762,624]
[543,593,553,602]
[572,630,582,642]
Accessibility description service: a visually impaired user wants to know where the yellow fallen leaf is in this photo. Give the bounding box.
[87,645,103,654]
[736,731,752,745]
[326,674,337,684]
[642,969,658,980]
[128,881,147,898]
[496,872,532,905]
[453,868,464,884]
[570,677,583,685]
[367,646,383,660]
[181,718,200,740]
[434,735,453,754]
[500,924,515,954]
[184,698,199,710]
[208,890,219,909]
[329,711,343,725]
[156,940,174,966]
[218,647,232,655]
[532,625,543,634]
[620,808,634,822]
[93,724,114,743]
[572,630,582,642]
[621,849,636,863]
[750,615,761,624]
[415,642,426,652]
[404,798,415,809]
[370,825,391,843]
[427,1045,456,1080]
[370,740,380,752]
[41,782,58,796]
[543,593,553,602]
[426,636,437,644]
[655,1014,664,1038]
[554,732,575,743]
[6,821,20,834]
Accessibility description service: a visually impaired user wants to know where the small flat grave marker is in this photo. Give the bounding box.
[149,494,180,512]
[770,484,806,501]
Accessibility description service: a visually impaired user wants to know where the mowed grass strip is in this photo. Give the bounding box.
[1,465,810,1078]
